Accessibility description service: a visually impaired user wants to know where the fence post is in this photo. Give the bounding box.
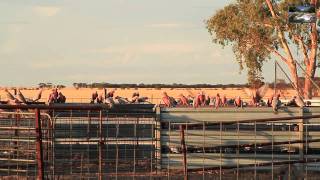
[155,106,162,171]
[35,108,44,180]
[99,110,103,180]
[180,125,188,180]
[296,108,305,178]
[299,108,304,161]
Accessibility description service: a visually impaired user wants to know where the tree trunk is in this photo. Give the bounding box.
[288,62,300,92]
[266,0,317,102]
[294,0,318,99]
[304,77,312,99]
[304,3,318,99]
[304,66,316,99]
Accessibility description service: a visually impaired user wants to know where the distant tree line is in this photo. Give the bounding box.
[72,82,251,89]
[38,80,305,89]
[38,83,66,89]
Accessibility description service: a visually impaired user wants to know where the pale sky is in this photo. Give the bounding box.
[0,0,276,86]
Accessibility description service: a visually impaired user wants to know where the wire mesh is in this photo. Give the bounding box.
[51,109,158,179]
[163,115,320,179]
[0,111,52,179]
[0,105,320,179]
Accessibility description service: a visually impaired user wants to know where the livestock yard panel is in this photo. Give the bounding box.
[1,104,320,179]
[161,107,320,179]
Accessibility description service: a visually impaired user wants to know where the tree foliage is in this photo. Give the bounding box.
[206,0,319,98]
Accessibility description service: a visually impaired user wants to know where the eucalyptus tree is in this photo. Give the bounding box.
[206,0,319,99]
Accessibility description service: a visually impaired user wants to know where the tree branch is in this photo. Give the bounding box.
[265,46,287,63]
[295,35,310,66]
[265,0,295,64]
[265,0,303,100]
[283,24,310,65]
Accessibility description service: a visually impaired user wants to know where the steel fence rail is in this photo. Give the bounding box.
[0,104,320,179]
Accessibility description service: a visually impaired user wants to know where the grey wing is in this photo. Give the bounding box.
[118,97,129,104]
[33,89,43,102]
[295,96,305,107]
[257,84,269,98]
[138,97,150,103]
[4,89,15,101]
[17,90,27,104]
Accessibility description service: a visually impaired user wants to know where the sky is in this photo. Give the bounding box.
[0,0,276,86]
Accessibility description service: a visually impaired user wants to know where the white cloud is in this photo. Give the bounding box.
[206,47,235,65]
[146,23,196,29]
[0,24,24,53]
[33,6,61,17]
[147,23,182,28]
[66,74,107,81]
[90,43,197,64]
[141,43,196,54]
[29,62,55,69]
[90,42,225,65]
[28,59,75,69]
[93,43,196,55]
[0,40,18,53]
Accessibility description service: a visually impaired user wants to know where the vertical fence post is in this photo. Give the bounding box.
[14,110,20,168]
[134,117,137,175]
[271,122,274,180]
[299,108,304,161]
[99,110,103,180]
[35,108,44,180]
[202,122,205,180]
[298,108,305,177]
[237,122,239,180]
[168,121,171,179]
[179,125,187,180]
[254,121,257,179]
[52,110,55,179]
[305,112,309,177]
[288,123,291,180]
[116,119,119,178]
[155,106,162,171]
[219,122,222,180]
[69,110,73,174]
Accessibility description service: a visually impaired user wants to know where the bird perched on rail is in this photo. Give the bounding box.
[3,88,43,105]
[243,83,269,106]
[295,95,305,108]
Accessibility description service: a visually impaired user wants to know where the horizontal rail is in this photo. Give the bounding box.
[54,137,154,142]
[176,114,320,128]
[165,139,320,153]
[0,138,36,142]
[105,172,167,177]
[0,104,107,110]
[0,127,36,130]
[186,158,320,173]
[0,168,30,173]
[0,148,36,152]
[0,158,36,163]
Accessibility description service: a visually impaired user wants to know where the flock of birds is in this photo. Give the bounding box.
[0,85,305,112]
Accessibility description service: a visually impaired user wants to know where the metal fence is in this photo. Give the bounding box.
[52,108,159,179]
[161,108,320,180]
[1,105,320,179]
[0,110,52,179]
[0,104,160,179]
